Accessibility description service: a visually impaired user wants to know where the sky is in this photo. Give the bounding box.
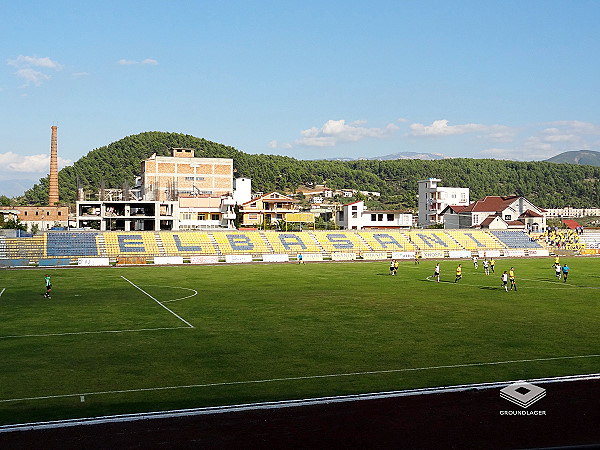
[1,0,600,197]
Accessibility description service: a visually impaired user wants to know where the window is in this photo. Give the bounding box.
[504,215,511,221]
[58,211,61,216]
[378,214,383,222]
[24,211,28,216]
[352,212,357,219]
[47,211,50,216]
[371,214,377,222]
[198,213,206,220]
[36,211,39,216]
[352,206,357,211]
[473,214,478,223]
[248,213,258,220]
[387,214,394,221]
[211,214,219,221]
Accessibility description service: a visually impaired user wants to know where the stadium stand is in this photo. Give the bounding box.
[160,232,217,255]
[2,236,45,258]
[0,236,6,258]
[578,232,600,249]
[358,231,415,252]
[407,231,462,250]
[104,232,161,257]
[212,231,270,254]
[490,231,543,249]
[262,231,322,254]
[46,232,99,257]
[312,231,372,253]
[446,230,506,250]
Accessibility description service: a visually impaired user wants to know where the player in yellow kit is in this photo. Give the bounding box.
[509,267,517,291]
[455,264,462,283]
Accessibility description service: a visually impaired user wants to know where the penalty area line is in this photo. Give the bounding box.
[0,288,5,297]
[2,353,599,404]
[121,276,194,328]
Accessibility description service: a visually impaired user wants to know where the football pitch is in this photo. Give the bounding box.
[0,257,599,426]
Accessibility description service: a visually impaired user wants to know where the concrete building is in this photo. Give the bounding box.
[544,207,600,218]
[76,200,177,231]
[418,178,469,226]
[76,149,245,230]
[1,205,70,231]
[141,149,233,201]
[336,201,412,230]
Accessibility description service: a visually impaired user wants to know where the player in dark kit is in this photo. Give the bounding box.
[44,274,52,298]
[562,264,569,282]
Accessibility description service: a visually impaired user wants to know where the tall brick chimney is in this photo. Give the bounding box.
[48,125,59,205]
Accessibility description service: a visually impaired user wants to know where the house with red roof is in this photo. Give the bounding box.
[440,195,547,231]
[240,192,299,227]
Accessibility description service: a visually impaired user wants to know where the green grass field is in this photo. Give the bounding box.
[1,257,599,426]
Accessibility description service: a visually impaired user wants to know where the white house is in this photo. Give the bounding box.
[444,195,547,231]
[336,201,412,230]
[418,178,469,226]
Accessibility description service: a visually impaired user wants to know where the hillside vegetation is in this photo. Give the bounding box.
[22,131,600,209]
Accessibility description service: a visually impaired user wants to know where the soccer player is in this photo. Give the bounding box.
[44,274,52,298]
[394,259,399,275]
[472,255,478,269]
[509,267,517,291]
[501,271,508,292]
[554,262,562,279]
[490,258,495,274]
[455,264,462,283]
[554,255,560,266]
[390,260,395,275]
[562,264,569,282]
[298,253,304,264]
[434,263,440,283]
[483,259,490,275]
[414,253,420,265]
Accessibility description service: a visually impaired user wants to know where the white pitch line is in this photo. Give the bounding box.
[121,276,194,328]
[0,326,192,340]
[3,372,599,433]
[0,288,5,297]
[2,353,599,404]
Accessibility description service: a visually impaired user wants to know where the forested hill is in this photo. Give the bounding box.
[545,150,600,166]
[22,131,600,209]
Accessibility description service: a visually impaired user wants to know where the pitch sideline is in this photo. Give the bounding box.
[1,353,599,405]
[1,372,599,433]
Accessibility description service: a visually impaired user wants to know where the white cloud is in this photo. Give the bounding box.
[7,55,63,70]
[269,140,292,149]
[71,72,89,79]
[408,119,514,143]
[118,58,159,66]
[296,119,399,147]
[7,55,63,87]
[14,68,50,86]
[0,152,72,174]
